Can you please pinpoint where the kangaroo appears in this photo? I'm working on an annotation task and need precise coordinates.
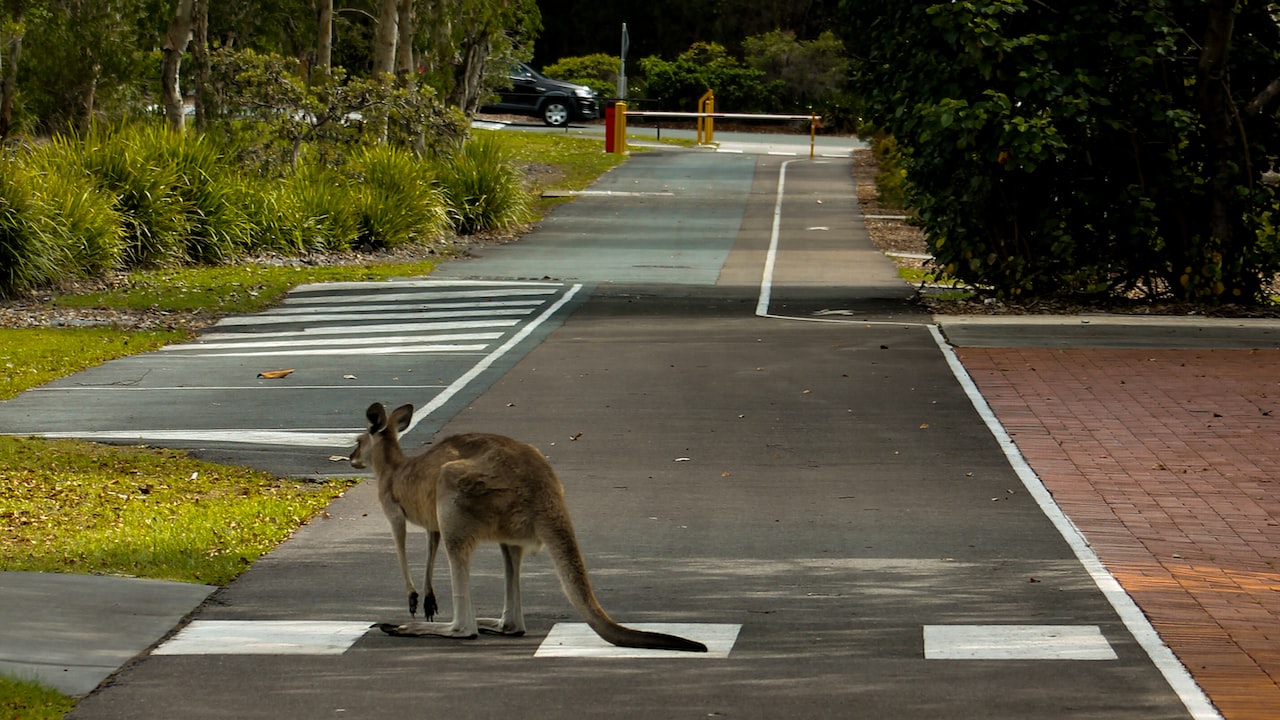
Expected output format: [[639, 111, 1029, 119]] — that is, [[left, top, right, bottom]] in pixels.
[[349, 402, 707, 652]]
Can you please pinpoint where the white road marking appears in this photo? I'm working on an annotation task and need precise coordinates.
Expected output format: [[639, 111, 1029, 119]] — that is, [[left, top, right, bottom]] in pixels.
[[153, 621, 371, 655], [534, 623, 741, 658], [163, 332, 503, 353], [756, 158, 799, 317], [291, 279, 564, 292], [163, 343, 490, 358], [924, 625, 1117, 661], [18, 281, 583, 451], [41, 429, 361, 447], [268, 300, 543, 314], [402, 283, 584, 436], [214, 307, 534, 328], [195, 319, 520, 342]]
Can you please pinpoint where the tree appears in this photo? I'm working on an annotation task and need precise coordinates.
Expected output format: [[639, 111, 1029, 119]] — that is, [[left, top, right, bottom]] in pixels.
[[0, 0, 27, 139], [160, 0, 195, 131], [843, 0, 1280, 303], [371, 0, 396, 77], [314, 0, 332, 77]]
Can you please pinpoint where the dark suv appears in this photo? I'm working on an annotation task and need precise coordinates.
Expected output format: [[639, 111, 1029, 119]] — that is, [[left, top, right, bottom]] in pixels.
[[481, 62, 600, 127]]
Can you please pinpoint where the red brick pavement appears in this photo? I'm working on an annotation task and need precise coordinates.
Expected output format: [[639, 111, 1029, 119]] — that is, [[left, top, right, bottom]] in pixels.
[[957, 347, 1280, 720]]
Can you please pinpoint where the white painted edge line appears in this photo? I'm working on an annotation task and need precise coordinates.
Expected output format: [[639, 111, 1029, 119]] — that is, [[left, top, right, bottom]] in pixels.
[[534, 623, 741, 658], [403, 283, 584, 436], [927, 324, 1222, 719], [754, 158, 931, 328], [755, 158, 797, 317], [924, 625, 1116, 661], [153, 620, 371, 655]]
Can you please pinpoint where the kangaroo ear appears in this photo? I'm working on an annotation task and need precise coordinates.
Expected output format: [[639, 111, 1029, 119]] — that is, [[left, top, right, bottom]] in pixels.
[[390, 404, 414, 433], [365, 403, 388, 434]]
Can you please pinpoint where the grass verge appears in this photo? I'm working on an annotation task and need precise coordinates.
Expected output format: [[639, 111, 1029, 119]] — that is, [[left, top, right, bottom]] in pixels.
[[0, 436, 355, 584], [0, 328, 187, 401], [0, 677, 75, 720]]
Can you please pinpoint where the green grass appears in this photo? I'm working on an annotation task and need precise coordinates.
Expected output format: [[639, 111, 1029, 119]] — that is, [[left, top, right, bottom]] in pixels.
[[0, 436, 355, 584], [0, 328, 187, 401], [0, 676, 75, 720], [53, 260, 440, 315]]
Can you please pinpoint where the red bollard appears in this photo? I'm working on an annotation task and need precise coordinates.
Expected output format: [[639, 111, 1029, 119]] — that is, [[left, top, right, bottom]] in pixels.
[[604, 102, 616, 153]]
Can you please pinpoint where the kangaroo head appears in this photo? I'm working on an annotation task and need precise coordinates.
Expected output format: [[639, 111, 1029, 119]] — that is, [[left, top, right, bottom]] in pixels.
[[350, 402, 414, 469]]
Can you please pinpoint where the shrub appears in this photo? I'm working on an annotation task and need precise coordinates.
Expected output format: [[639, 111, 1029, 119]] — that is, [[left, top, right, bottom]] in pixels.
[[283, 164, 362, 253], [433, 134, 532, 235], [31, 169, 126, 277], [542, 54, 621, 99], [639, 42, 780, 113], [343, 145, 451, 249], [0, 159, 66, 298], [64, 127, 194, 268], [154, 130, 255, 264]]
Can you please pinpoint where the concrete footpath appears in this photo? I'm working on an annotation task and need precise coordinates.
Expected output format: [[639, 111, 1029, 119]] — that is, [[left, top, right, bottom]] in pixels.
[[0, 146, 1276, 719]]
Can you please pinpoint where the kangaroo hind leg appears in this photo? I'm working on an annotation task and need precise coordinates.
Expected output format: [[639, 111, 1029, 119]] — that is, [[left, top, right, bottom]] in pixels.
[[478, 543, 526, 636]]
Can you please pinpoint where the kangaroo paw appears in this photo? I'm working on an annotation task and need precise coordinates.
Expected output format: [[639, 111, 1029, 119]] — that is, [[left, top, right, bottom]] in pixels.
[[408, 591, 419, 617], [422, 592, 439, 621], [477, 618, 526, 636]]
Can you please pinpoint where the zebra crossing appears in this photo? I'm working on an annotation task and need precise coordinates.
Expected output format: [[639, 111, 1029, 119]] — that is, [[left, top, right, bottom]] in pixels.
[[0, 279, 584, 473], [166, 281, 569, 358]]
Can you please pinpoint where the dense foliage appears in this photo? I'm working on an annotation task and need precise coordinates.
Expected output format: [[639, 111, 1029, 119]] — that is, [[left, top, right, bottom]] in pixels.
[[532, 0, 843, 67], [0, 123, 529, 298], [844, 1, 1280, 303]]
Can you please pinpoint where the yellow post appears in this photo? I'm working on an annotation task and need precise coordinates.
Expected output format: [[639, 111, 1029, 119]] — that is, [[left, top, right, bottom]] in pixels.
[[613, 101, 627, 154], [696, 89, 714, 145], [810, 112, 817, 160], [705, 93, 715, 145]]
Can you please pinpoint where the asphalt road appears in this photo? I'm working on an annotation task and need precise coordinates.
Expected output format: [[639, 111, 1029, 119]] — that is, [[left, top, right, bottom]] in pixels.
[[4, 145, 1207, 719]]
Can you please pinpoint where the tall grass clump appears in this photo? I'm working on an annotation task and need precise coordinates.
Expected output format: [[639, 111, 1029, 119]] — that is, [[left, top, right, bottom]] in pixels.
[[29, 168, 126, 279], [434, 134, 532, 235], [153, 128, 256, 264], [0, 159, 66, 298], [283, 164, 362, 253], [342, 145, 449, 249], [64, 127, 194, 268]]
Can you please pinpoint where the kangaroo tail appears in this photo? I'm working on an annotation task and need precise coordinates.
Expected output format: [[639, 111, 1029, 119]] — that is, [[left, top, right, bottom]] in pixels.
[[541, 516, 707, 653]]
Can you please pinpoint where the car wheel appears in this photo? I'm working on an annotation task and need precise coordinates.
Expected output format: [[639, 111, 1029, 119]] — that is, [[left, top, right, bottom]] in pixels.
[[541, 100, 570, 127]]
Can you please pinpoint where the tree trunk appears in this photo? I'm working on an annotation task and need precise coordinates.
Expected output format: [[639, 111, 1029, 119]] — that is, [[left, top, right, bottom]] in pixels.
[[0, 19, 22, 140], [372, 0, 398, 77], [395, 0, 415, 86], [192, 0, 209, 131], [448, 35, 491, 114], [315, 0, 333, 79], [1195, 0, 1239, 296], [161, 0, 196, 132]]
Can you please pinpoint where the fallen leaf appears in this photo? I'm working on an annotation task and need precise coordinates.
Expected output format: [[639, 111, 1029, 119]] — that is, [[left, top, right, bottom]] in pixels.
[[343, 374, 358, 380], [721, 471, 731, 477], [570, 432, 583, 441], [919, 423, 930, 429], [328, 455, 347, 462], [258, 368, 295, 379], [674, 457, 691, 462]]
